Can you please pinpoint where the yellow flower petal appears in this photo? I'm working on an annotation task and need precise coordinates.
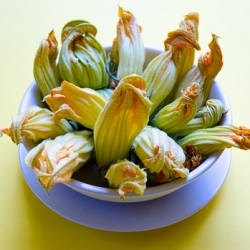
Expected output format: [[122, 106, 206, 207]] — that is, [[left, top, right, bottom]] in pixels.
[[58, 21, 109, 89], [94, 75, 152, 168], [143, 45, 177, 116], [118, 181, 146, 199], [109, 7, 145, 81], [25, 131, 94, 192], [0, 106, 73, 144], [133, 126, 188, 184], [150, 83, 199, 134], [133, 126, 168, 173], [44, 81, 107, 129], [105, 159, 147, 199], [173, 34, 223, 108], [33, 30, 60, 97]]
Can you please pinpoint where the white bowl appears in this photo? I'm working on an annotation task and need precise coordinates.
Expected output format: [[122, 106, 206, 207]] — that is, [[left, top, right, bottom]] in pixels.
[[19, 46, 232, 203]]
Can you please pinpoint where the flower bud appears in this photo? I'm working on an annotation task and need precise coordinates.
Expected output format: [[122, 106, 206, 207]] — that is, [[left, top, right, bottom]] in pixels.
[[0, 106, 73, 145], [58, 20, 109, 89], [43, 80, 107, 130], [108, 6, 145, 81], [25, 131, 94, 192], [163, 14, 200, 104], [177, 125, 250, 156], [133, 126, 167, 173], [177, 99, 225, 137], [94, 74, 152, 168], [33, 30, 60, 97], [150, 83, 199, 135], [143, 44, 177, 116], [165, 22, 200, 85], [132, 126, 188, 184], [105, 159, 147, 199], [173, 34, 223, 108]]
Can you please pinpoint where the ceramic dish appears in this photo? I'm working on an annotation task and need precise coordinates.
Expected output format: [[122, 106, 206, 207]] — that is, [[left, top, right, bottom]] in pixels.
[[18, 143, 231, 231], [18, 47, 232, 203]]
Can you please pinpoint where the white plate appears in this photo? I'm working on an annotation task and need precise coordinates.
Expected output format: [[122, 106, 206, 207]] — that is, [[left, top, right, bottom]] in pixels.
[[18, 142, 231, 232]]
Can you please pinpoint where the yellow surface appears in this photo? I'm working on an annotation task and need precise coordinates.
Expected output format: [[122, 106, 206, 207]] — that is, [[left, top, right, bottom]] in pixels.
[[1, 0, 250, 249]]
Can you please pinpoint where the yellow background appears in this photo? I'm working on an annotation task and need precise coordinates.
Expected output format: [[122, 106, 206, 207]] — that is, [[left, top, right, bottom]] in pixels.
[[1, 0, 250, 249]]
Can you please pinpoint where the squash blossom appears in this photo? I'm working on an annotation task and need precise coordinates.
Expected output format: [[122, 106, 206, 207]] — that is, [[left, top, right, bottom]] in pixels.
[[177, 125, 250, 156], [173, 34, 223, 108], [58, 20, 109, 89], [94, 74, 152, 168], [108, 6, 145, 82], [143, 44, 177, 116], [43, 80, 107, 130], [105, 159, 147, 199], [177, 99, 225, 137], [132, 126, 188, 184], [25, 131, 94, 192], [176, 12, 199, 83], [150, 83, 200, 135], [164, 14, 200, 103], [0, 106, 73, 145], [133, 126, 167, 174], [33, 30, 60, 97]]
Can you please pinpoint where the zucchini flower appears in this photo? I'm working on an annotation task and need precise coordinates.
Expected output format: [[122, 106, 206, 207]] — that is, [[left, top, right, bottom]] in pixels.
[[43, 80, 107, 130], [163, 19, 201, 104], [0, 106, 73, 145], [143, 44, 177, 116], [133, 126, 168, 173], [150, 83, 200, 135], [105, 159, 147, 199], [58, 20, 109, 89], [168, 13, 200, 83], [132, 126, 188, 185], [33, 30, 60, 97], [25, 131, 94, 192], [173, 34, 223, 108], [108, 6, 145, 82], [177, 125, 250, 156], [94, 74, 152, 168], [177, 99, 225, 137]]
